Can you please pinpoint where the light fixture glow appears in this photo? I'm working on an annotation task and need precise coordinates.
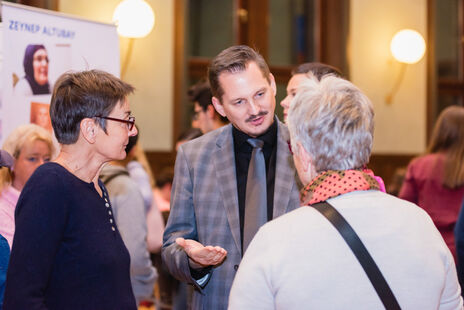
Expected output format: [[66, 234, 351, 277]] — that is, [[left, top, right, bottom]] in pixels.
[[113, 0, 155, 38], [390, 29, 426, 64]]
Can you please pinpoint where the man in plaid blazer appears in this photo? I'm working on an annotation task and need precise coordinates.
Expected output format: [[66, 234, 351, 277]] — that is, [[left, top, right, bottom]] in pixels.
[[162, 45, 300, 309]]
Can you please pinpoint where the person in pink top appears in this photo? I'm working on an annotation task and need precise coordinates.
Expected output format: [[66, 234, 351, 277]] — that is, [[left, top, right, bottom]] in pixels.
[[0, 124, 54, 248], [400, 106, 464, 260]]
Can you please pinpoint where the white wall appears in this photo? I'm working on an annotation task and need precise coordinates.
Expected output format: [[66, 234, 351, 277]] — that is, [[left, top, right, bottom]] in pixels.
[[59, 0, 174, 151], [350, 0, 427, 154]]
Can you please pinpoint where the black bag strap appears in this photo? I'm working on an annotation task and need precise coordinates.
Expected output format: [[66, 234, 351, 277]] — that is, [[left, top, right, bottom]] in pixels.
[[101, 170, 130, 186], [311, 201, 401, 310]]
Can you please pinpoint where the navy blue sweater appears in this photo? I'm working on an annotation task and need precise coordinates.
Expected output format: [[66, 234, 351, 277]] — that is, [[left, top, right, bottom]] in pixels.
[[3, 163, 137, 310]]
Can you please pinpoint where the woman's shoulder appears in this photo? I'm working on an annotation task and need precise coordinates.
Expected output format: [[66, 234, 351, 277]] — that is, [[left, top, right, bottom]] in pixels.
[[410, 153, 444, 166], [32, 162, 65, 177], [406, 153, 445, 176], [28, 162, 78, 189]]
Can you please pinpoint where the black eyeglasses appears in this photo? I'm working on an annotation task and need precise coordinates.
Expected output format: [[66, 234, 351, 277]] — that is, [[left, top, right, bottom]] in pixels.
[[95, 115, 135, 131]]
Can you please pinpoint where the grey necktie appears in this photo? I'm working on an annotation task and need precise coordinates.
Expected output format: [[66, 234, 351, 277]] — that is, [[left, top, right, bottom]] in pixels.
[[243, 138, 267, 253]]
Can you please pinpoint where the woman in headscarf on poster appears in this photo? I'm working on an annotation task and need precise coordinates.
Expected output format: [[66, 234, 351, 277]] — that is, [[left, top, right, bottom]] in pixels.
[[14, 44, 51, 96]]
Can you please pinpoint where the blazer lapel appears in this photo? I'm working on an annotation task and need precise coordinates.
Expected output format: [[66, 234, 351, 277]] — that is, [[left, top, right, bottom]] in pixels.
[[213, 125, 242, 254], [273, 120, 298, 218]]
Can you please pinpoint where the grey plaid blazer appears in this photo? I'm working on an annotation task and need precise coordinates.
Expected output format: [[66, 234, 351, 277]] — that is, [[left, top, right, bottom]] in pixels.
[[162, 120, 300, 310]]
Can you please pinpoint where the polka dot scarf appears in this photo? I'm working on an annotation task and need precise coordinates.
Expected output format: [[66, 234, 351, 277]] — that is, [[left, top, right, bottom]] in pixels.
[[301, 169, 381, 205]]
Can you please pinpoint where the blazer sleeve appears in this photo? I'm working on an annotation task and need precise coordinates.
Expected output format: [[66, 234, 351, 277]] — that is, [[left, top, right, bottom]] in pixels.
[[161, 146, 211, 289], [3, 172, 67, 310]]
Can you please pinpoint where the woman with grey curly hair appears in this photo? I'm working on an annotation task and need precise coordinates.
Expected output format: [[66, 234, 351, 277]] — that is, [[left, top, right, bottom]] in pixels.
[[229, 74, 462, 309]]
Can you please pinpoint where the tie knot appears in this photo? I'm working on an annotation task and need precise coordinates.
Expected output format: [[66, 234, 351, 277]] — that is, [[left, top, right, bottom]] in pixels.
[[247, 138, 264, 149]]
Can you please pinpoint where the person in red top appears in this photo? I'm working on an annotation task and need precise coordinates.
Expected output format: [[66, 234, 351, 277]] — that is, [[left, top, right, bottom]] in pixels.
[[400, 105, 464, 259]]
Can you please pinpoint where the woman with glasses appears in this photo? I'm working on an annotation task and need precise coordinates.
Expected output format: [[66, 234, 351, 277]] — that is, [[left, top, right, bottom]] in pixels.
[[15, 44, 52, 96], [4, 70, 139, 309]]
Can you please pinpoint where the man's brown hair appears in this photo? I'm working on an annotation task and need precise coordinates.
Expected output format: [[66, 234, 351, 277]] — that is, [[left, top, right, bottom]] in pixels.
[[208, 45, 270, 102], [292, 62, 342, 80]]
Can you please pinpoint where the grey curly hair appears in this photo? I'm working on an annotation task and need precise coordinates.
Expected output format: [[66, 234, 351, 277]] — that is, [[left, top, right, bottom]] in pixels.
[[287, 74, 374, 172]]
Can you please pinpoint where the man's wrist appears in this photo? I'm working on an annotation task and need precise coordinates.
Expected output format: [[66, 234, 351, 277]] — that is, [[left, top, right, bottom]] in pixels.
[[188, 258, 212, 280], [188, 257, 208, 269]]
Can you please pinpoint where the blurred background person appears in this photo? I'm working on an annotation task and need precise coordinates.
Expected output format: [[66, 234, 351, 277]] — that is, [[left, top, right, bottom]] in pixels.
[[0, 124, 53, 249], [280, 62, 342, 122], [0, 150, 16, 309], [151, 167, 174, 217], [14, 44, 51, 96], [149, 167, 179, 310], [119, 127, 165, 308], [188, 79, 228, 134], [125, 126, 155, 213], [400, 105, 464, 260], [0, 126, 53, 308], [229, 75, 462, 309], [152, 128, 203, 310], [100, 144, 158, 306], [122, 128, 165, 252], [3, 70, 138, 309], [387, 167, 407, 196]]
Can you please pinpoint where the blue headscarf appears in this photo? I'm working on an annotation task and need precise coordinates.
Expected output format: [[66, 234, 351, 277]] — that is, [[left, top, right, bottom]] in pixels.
[[23, 44, 50, 95]]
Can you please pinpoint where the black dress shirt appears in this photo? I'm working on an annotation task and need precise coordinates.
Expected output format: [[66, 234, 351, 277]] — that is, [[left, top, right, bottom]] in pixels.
[[233, 119, 277, 251]]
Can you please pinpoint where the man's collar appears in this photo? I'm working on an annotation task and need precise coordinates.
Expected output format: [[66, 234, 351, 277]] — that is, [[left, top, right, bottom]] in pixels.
[[232, 116, 277, 148]]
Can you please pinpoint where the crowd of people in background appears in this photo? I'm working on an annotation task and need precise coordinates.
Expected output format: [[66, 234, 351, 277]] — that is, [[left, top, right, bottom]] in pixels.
[[0, 44, 464, 310]]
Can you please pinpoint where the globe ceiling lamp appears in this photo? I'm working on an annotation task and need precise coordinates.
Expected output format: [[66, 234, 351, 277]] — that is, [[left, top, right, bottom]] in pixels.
[[386, 29, 426, 104], [113, 0, 155, 77]]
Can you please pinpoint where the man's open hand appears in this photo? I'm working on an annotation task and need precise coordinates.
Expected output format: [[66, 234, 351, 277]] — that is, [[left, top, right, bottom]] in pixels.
[[176, 238, 227, 268]]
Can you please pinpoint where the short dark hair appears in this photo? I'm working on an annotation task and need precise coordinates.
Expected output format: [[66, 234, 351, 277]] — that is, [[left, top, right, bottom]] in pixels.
[[188, 79, 213, 112], [155, 166, 174, 188], [50, 70, 135, 144], [176, 128, 202, 143], [292, 62, 342, 80], [188, 79, 228, 123], [208, 45, 270, 101]]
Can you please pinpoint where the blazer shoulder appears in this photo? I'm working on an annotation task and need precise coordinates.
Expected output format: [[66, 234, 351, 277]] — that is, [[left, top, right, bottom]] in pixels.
[[180, 124, 232, 153], [276, 119, 290, 141]]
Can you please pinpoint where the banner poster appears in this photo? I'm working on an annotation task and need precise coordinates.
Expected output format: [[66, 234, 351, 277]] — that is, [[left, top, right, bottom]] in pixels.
[[0, 2, 120, 144]]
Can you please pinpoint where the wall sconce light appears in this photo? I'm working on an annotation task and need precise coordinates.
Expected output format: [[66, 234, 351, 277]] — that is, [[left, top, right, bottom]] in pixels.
[[113, 0, 155, 77], [386, 29, 426, 104]]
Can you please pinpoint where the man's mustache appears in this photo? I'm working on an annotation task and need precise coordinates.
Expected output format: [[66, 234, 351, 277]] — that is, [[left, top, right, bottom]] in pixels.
[[246, 111, 268, 123]]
